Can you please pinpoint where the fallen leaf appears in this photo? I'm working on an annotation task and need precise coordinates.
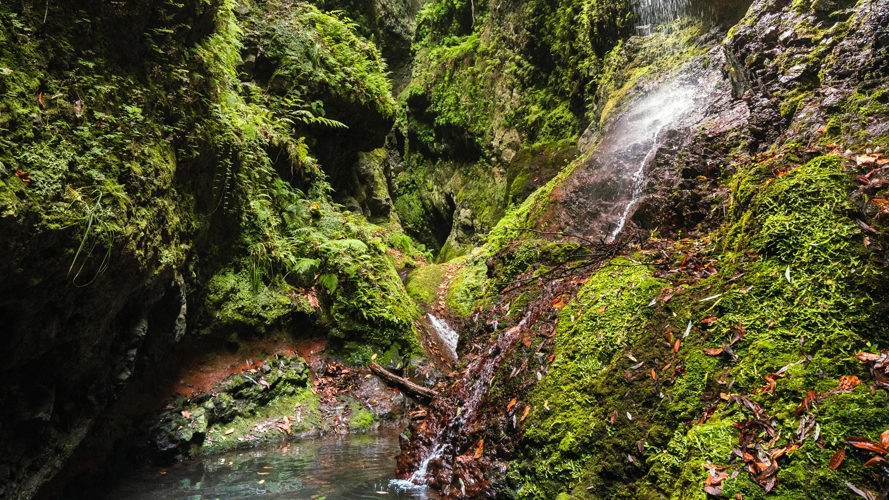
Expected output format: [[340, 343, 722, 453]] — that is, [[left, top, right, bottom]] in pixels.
[[597, 305, 607, 314], [863, 456, 886, 467], [474, 438, 484, 459], [507, 398, 517, 412], [673, 339, 681, 353], [845, 481, 876, 500], [650, 368, 658, 381], [838, 375, 861, 392], [224, 428, 235, 435], [855, 352, 882, 362], [14, 169, 32, 184], [829, 447, 845, 470], [856, 155, 878, 166], [703, 347, 725, 356], [552, 297, 566, 309], [701, 316, 718, 325], [881, 429, 889, 449], [520, 405, 531, 422], [846, 437, 888, 455]]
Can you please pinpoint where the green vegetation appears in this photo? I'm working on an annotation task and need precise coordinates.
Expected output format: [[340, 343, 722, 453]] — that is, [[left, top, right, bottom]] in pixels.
[[507, 154, 889, 498]]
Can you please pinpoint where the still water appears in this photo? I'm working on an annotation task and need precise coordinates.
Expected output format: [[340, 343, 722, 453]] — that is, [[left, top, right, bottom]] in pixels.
[[104, 431, 438, 499]]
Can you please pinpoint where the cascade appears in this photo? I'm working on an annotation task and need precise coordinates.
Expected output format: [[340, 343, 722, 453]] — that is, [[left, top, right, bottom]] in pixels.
[[633, 0, 692, 27]]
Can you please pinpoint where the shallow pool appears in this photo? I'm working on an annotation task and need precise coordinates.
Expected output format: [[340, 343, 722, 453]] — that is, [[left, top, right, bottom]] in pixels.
[[103, 431, 437, 499]]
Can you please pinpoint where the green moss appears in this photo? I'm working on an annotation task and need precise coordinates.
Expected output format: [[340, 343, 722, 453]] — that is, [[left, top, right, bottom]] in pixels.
[[507, 153, 888, 498], [203, 387, 321, 454], [349, 404, 376, 431], [444, 254, 488, 317], [406, 264, 447, 306], [510, 258, 667, 498]]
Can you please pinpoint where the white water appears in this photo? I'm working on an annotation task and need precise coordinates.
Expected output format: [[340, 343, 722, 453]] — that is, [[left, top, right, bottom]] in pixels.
[[427, 314, 459, 361], [605, 80, 696, 241], [395, 313, 531, 489], [634, 0, 691, 27]]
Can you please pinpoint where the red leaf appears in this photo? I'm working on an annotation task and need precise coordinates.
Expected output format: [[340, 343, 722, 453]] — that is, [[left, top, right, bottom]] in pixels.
[[847, 437, 888, 455], [838, 375, 861, 392], [863, 456, 886, 467], [829, 447, 845, 470], [881, 429, 889, 449], [14, 169, 32, 184], [701, 316, 718, 325]]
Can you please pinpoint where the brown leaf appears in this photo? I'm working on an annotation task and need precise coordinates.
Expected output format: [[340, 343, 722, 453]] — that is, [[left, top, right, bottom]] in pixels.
[[845, 482, 877, 500], [14, 169, 32, 184], [650, 368, 658, 381], [881, 429, 889, 449], [520, 405, 531, 422], [847, 437, 888, 455], [474, 438, 484, 459], [838, 375, 861, 392], [673, 339, 681, 353], [855, 352, 882, 362], [701, 316, 718, 325], [863, 456, 886, 467], [507, 398, 517, 412], [551, 297, 566, 309], [703, 347, 725, 356], [829, 447, 845, 470]]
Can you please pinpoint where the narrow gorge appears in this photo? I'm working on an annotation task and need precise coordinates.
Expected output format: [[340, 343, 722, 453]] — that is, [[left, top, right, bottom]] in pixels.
[[1, 0, 887, 498]]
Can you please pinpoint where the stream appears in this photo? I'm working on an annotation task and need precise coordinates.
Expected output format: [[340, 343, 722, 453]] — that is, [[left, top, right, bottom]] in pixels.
[[103, 431, 439, 500]]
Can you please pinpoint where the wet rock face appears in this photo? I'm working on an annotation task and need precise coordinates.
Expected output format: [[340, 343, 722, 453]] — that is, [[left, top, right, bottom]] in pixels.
[[727, 0, 888, 148], [543, 46, 749, 241], [150, 356, 311, 462]]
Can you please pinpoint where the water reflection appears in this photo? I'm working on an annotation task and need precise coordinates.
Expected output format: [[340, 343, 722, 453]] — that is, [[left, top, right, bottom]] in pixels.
[[104, 431, 438, 499]]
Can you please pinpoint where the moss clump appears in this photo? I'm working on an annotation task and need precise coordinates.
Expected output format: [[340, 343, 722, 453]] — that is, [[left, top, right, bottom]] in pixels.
[[509, 258, 667, 498], [406, 263, 447, 306]]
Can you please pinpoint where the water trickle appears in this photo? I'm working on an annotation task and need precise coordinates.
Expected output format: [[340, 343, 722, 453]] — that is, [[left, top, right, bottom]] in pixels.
[[605, 80, 696, 241], [397, 313, 531, 490], [427, 314, 459, 361], [633, 0, 692, 28]]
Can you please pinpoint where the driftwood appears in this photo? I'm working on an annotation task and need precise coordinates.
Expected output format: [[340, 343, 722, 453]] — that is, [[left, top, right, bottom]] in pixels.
[[369, 362, 439, 402]]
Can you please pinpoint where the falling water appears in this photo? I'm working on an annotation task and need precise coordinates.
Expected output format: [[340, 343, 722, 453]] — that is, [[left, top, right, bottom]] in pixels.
[[392, 313, 531, 491], [427, 314, 459, 361], [605, 79, 696, 241], [633, 0, 692, 27]]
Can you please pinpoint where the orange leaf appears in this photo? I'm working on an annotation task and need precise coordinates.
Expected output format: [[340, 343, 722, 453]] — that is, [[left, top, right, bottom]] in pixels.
[[829, 447, 845, 470], [863, 456, 886, 467], [597, 305, 607, 314], [703, 348, 724, 356], [650, 368, 658, 381], [520, 405, 531, 422], [881, 429, 889, 449], [847, 437, 888, 455], [507, 398, 517, 412], [474, 438, 484, 459], [546, 352, 556, 364], [701, 316, 718, 324], [838, 375, 861, 392], [673, 339, 681, 353], [551, 297, 566, 309]]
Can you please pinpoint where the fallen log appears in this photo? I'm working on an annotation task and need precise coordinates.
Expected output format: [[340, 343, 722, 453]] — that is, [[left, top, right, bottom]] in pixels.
[[368, 362, 439, 402]]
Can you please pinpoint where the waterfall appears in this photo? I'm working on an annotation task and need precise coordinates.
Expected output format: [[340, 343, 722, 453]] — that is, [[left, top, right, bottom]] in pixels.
[[427, 314, 459, 361], [633, 0, 692, 27]]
